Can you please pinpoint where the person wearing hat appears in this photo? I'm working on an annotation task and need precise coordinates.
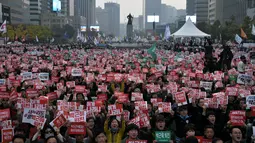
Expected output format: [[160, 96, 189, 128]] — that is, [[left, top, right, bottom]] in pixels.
[[121, 124, 140, 143]]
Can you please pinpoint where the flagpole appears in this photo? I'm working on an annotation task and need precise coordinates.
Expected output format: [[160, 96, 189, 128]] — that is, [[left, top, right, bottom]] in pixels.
[[5, 32, 7, 45]]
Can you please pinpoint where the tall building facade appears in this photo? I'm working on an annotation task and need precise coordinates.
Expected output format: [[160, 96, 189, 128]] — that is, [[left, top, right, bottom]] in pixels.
[[195, 0, 208, 23], [0, 0, 30, 24], [96, 7, 109, 34], [78, 0, 95, 29], [160, 4, 177, 24], [29, 0, 41, 25], [105, 2, 120, 36], [143, 0, 162, 31], [209, 0, 247, 25], [186, 0, 195, 15]]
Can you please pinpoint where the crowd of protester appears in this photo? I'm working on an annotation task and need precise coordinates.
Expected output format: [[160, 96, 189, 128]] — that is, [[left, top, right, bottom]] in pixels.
[[0, 43, 255, 143]]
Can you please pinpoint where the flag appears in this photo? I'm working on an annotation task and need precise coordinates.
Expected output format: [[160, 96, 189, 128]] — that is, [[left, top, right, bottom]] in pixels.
[[252, 25, 255, 36], [50, 37, 55, 43], [0, 20, 7, 33], [94, 37, 99, 45], [241, 28, 247, 39], [36, 35, 39, 42], [64, 32, 69, 39], [235, 34, 242, 44], [164, 25, 171, 40], [147, 43, 157, 60]]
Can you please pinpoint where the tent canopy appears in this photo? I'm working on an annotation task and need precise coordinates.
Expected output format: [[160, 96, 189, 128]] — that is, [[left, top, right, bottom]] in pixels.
[[171, 18, 211, 38]]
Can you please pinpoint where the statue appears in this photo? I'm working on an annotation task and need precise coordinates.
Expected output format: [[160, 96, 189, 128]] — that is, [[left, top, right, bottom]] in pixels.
[[127, 13, 133, 25]]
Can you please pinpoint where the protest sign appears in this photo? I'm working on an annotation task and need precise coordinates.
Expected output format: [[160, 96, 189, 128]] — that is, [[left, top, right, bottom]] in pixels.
[[200, 81, 213, 91], [0, 79, 5, 85], [0, 120, 12, 129], [49, 114, 67, 128], [98, 85, 108, 92], [66, 81, 75, 88], [126, 140, 147, 143], [174, 92, 187, 106], [38, 73, 49, 81], [108, 104, 123, 116], [0, 108, 10, 121], [71, 68, 82, 76], [196, 136, 212, 143], [135, 101, 148, 111], [229, 110, 246, 126], [131, 92, 143, 101], [155, 131, 171, 142], [158, 102, 172, 113], [22, 72, 32, 81], [128, 116, 140, 128], [68, 111, 86, 122], [225, 87, 238, 96], [246, 95, 255, 109], [75, 85, 86, 93], [1, 128, 13, 143], [97, 94, 107, 101], [47, 92, 58, 100], [31, 115, 46, 129], [22, 108, 46, 124], [68, 122, 86, 135], [117, 94, 129, 103], [237, 74, 253, 85], [26, 89, 39, 98]]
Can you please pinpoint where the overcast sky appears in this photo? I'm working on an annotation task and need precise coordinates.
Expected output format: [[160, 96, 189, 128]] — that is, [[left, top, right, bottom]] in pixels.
[[96, 0, 186, 23]]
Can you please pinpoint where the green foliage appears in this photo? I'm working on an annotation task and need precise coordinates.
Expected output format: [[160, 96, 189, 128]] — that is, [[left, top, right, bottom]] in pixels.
[[196, 16, 255, 42], [3, 24, 52, 41]]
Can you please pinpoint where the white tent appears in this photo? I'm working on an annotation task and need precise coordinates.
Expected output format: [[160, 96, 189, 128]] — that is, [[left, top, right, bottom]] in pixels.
[[171, 18, 211, 38]]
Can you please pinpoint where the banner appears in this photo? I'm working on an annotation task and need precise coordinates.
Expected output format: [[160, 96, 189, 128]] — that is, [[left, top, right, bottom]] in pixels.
[[22, 72, 32, 81], [0, 79, 5, 85], [1, 128, 13, 143], [246, 95, 255, 109], [22, 108, 46, 124], [68, 122, 86, 135], [200, 81, 213, 91], [49, 114, 67, 128], [237, 74, 253, 85], [38, 73, 49, 81], [0, 108, 10, 121], [71, 68, 82, 77], [155, 131, 171, 142]]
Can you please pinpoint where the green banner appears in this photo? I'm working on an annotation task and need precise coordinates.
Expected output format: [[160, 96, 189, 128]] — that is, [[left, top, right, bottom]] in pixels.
[[155, 131, 171, 142]]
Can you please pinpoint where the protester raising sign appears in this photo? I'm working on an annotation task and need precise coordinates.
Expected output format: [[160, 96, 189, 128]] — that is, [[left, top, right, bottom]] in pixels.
[[174, 92, 187, 106], [108, 104, 123, 116]]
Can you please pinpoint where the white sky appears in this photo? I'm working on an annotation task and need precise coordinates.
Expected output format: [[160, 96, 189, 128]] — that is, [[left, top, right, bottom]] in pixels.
[[96, 0, 186, 23]]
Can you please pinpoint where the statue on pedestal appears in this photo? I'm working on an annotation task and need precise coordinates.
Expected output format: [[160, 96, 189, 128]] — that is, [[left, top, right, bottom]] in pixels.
[[127, 13, 133, 25]]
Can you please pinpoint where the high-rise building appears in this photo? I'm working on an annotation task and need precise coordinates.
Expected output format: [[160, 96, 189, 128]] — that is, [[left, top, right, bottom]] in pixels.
[[186, 0, 195, 15], [177, 9, 186, 17], [29, 0, 42, 25], [96, 7, 110, 34], [138, 15, 144, 30], [105, 2, 120, 36], [161, 4, 177, 24], [78, 0, 96, 29], [0, 0, 30, 24], [195, 0, 208, 23], [143, 0, 162, 31], [209, 0, 247, 25]]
